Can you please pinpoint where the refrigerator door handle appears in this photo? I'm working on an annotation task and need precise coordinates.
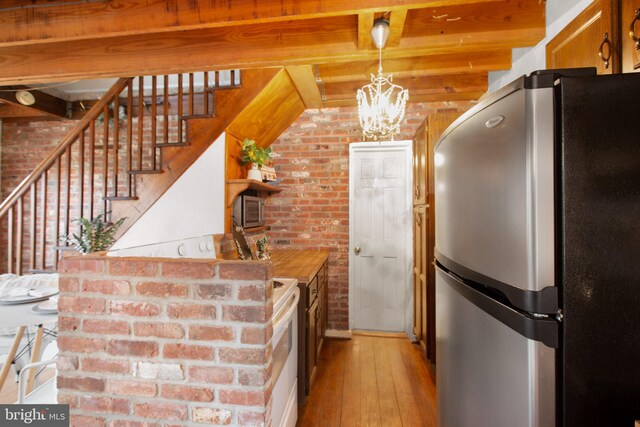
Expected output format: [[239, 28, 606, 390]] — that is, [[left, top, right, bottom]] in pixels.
[[436, 250, 559, 314], [437, 265, 559, 348]]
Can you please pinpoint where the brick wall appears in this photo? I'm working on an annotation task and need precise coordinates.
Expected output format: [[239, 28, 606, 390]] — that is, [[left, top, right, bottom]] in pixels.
[[1, 120, 78, 201], [57, 254, 274, 427], [265, 102, 475, 330], [0, 116, 180, 273]]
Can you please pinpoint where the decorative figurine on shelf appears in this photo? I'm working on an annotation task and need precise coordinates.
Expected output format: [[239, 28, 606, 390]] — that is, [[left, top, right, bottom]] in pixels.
[[240, 138, 272, 181], [232, 218, 254, 260], [255, 235, 271, 260]]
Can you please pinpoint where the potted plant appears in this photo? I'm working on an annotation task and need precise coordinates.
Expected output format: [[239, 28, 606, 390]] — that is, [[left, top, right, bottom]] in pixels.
[[62, 211, 126, 254], [240, 138, 272, 181], [255, 235, 270, 260]]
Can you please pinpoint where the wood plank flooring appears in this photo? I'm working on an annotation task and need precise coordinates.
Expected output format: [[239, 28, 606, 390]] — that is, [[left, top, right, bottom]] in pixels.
[[0, 367, 55, 404], [297, 333, 437, 427]]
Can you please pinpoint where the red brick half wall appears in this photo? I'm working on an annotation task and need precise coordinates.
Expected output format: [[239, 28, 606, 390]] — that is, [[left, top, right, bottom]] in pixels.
[[57, 255, 274, 427]]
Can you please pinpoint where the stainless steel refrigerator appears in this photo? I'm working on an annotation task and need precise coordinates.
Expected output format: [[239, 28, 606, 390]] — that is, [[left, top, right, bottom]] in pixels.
[[434, 68, 640, 427]]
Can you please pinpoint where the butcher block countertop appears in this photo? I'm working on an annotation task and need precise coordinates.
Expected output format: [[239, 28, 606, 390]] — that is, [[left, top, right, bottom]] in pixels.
[[270, 249, 329, 284]]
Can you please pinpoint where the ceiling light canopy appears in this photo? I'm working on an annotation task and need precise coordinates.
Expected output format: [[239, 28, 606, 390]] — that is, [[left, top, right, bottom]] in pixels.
[[15, 90, 36, 106], [371, 17, 390, 49], [357, 17, 409, 141]]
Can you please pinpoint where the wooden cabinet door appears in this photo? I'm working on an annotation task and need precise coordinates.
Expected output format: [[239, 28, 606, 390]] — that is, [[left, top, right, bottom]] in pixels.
[[425, 112, 462, 362], [413, 122, 427, 205], [306, 299, 318, 390], [412, 206, 425, 340], [546, 0, 620, 74], [321, 262, 328, 339], [317, 281, 325, 357], [623, 0, 640, 72], [420, 208, 429, 353]]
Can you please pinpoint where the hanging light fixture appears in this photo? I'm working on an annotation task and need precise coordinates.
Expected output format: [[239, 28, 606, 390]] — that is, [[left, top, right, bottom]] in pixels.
[[357, 17, 409, 141]]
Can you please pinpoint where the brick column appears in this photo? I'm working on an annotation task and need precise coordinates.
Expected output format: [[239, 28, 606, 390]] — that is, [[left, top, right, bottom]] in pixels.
[[57, 255, 274, 427]]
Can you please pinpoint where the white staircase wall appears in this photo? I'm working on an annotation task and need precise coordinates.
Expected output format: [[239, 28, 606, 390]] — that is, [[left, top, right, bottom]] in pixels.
[[110, 132, 225, 250]]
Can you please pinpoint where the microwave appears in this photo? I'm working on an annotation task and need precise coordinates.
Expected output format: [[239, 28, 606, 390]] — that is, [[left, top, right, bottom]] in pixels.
[[233, 195, 265, 228]]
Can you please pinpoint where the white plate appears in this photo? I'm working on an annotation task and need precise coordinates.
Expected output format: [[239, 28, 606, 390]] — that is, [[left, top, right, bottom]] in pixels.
[[29, 288, 58, 298], [32, 299, 58, 314], [38, 298, 58, 311], [0, 289, 58, 305]]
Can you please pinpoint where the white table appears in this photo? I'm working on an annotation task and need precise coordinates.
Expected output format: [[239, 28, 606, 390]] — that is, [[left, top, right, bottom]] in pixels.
[[0, 301, 57, 394]]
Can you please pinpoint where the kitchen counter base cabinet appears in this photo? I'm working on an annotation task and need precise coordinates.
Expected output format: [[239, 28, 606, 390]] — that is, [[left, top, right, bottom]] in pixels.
[[307, 297, 319, 390], [270, 250, 329, 404]]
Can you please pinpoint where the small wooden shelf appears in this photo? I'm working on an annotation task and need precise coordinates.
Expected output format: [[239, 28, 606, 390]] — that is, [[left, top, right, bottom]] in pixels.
[[226, 179, 282, 207], [243, 225, 270, 233]]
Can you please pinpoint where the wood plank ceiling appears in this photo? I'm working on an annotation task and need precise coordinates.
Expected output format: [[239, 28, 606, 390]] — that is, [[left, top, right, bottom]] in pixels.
[[0, 0, 546, 118]]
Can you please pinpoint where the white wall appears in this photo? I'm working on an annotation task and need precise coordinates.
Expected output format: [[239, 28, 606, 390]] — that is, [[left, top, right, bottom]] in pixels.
[[111, 132, 226, 250], [488, 0, 594, 92]]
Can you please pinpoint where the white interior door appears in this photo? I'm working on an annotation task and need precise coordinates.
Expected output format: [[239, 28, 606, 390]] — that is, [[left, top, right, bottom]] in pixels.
[[349, 141, 412, 332]]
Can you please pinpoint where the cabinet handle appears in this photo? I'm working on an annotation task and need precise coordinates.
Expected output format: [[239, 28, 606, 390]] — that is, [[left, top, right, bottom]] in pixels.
[[599, 32, 612, 69], [630, 9, 640, 51]]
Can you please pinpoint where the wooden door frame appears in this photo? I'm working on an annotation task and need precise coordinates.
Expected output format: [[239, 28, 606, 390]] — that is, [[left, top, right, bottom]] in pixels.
[[348, 140, 413, 335]]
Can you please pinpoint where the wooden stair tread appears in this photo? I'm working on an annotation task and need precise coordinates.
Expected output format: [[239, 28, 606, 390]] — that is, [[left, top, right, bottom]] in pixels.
[[105, 196, 139, 201], [154, 142, 189, 148], [128, 169, 164, 175], [181, 114, 215, 120]]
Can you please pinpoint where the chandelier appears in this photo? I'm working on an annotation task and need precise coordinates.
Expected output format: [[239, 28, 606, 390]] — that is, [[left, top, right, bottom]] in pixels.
[[357, 17, 409, 141]]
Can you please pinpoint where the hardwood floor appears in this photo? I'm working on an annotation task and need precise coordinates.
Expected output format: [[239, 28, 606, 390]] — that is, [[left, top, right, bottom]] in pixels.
[[0, 367, 55, 404], [297, 333, 437, 427]]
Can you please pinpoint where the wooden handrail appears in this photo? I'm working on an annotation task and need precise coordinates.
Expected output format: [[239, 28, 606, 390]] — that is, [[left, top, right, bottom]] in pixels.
[[0, 78, 132, 218], [0, 70, 240, 273]]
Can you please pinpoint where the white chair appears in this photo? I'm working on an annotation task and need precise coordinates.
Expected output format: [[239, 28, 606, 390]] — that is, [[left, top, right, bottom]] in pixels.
[[17, 358, 58, 404], [0, 273, 58, 392]]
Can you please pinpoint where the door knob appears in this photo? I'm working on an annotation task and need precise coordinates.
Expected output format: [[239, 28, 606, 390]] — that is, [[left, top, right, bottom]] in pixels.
[[354, 246, 361, 255]]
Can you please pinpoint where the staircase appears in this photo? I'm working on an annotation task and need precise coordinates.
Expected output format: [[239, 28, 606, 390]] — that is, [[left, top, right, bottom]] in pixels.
[[0, 71, 240, 274]]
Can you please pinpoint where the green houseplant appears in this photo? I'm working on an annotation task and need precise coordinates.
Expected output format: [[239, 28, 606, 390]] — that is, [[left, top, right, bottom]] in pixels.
[[240, 138, 272, 180], [63, 211, 126, 254], [255, 235, 270, 260], [240, 138, 272, 167]]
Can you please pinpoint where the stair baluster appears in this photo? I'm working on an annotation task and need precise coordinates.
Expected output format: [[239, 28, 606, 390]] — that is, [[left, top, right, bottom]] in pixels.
[[0, 71, 240, 273]]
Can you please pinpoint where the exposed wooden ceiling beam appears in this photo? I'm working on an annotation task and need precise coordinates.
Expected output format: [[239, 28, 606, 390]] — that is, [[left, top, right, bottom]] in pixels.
[[387, 9, 409, 47], [318, 49, 512, 82], [322, 90, 485, 107], [0, 86, 68, 118], [358, 12, 375, 50], [0, 9, 544, 86], [0, 101, 45, 118], [285, 65, 324, 109], [401, 0, 543, 43], [0, 0, 501, 47], [322, 72, 488, 100], [324, 90, 485, 106]]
